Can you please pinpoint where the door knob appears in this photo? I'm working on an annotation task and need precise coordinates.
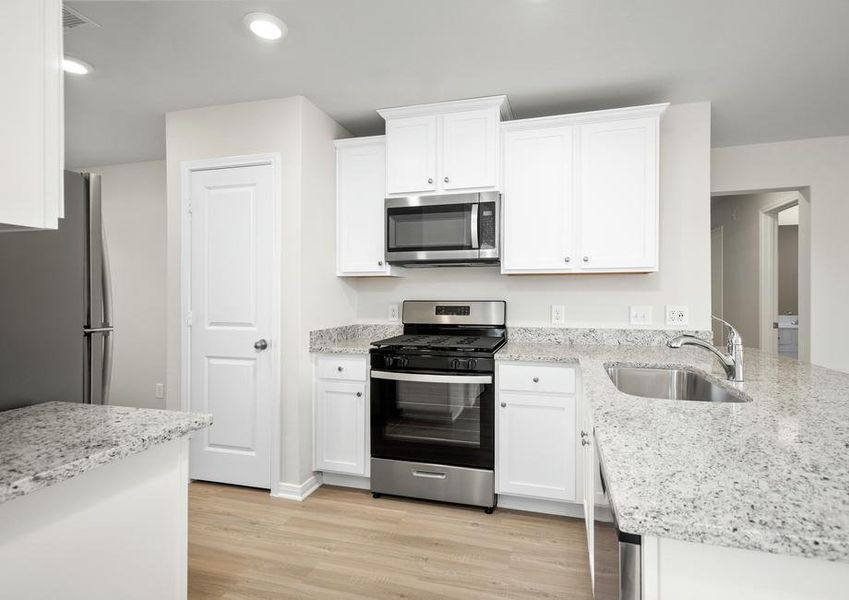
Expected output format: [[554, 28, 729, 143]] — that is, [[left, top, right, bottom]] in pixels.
[[254, 339, 269, 351]]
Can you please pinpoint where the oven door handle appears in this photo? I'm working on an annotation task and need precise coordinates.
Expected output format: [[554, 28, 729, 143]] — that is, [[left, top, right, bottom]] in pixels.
[[370, 370, 493, 384], [470, 202, 479, 249]]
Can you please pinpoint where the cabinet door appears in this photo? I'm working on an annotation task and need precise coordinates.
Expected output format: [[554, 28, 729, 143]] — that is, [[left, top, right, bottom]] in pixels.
[[440, 109, 498, 191], [582, 412, 595, 577], [385, 115, 437, 195], [315, 380, 366, 475], [336, 140, 389, 275], [497, 391, 576, 501], [578, 117, 658, 271], [0, 0, 63, 230], [501, 126, 575, 273]]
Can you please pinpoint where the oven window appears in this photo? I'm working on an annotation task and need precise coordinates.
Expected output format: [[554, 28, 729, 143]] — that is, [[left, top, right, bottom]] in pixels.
[[386, 380, 482, 447], [387, 204, 473, 252]]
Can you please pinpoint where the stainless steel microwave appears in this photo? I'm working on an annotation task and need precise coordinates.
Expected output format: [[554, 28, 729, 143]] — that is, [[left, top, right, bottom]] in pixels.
[[385, 192, 500, 266]]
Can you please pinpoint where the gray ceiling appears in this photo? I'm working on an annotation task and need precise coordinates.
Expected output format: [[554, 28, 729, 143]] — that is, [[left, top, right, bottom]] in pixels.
[[65, 0, 849, 168]]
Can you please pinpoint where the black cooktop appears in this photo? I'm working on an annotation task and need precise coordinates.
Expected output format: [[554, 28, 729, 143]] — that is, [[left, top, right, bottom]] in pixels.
[[371, 334, 505, 353]]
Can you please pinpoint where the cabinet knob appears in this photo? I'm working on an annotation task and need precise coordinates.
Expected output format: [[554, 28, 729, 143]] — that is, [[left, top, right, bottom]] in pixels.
[[564, 257, 570, 263], [581, 438, 590, 447], [500, 402, 507, 408], [337, 366, 343, 372], [443, 176, 449, 183], [583, 256, 589, 263], [532, 377, 539, 383], [378, 260, 383, 266], [356, 392, 362, 397], [427, 177, 433, 184]]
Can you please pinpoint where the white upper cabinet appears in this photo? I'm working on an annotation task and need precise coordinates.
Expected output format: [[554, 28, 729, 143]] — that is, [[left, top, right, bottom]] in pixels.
[[385, 116, 437, 195], [440, 109, 499, 191], [0, 0, 64, 231], [379, 96, 511, 196], [501, 104, 667, 274], [501, 124, 575, 273], [335, 136, 401, 277], [579, 117, 658, 271]]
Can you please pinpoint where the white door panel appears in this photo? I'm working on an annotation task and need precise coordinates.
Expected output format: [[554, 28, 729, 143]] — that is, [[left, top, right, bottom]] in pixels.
[[189, 164, 273, 489], [386, 115, 437, 194], [578, 118, 658, 270], [497, 391, 576, 501], [315, 380, 366, 475], [502, 126, 574, 272], [441, 109, 498, 191], [337, 139, 388, 274]]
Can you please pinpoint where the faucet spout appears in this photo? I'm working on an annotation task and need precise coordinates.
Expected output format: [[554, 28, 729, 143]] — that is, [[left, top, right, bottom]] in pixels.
[[667, 317, 744, 382]]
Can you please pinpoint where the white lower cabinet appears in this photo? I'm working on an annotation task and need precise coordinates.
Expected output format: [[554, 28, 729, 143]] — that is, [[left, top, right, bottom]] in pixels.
[[496, 362, 577, 502], [313, 355, 368, 476]]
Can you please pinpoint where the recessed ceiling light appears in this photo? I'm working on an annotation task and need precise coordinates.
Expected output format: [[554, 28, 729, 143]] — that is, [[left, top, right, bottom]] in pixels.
[[63, 57, 93, 75], [243, 13, 287, 41]]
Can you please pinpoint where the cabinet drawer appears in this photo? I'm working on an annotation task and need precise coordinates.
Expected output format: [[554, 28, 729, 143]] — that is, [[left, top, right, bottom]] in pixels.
[[498, 363, 575, 395], [317, 356, 367, 381]]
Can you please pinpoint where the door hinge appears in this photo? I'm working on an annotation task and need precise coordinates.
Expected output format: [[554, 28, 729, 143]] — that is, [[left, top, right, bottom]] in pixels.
[[187, 199, 192, 216], [186, 311, 193, 327]]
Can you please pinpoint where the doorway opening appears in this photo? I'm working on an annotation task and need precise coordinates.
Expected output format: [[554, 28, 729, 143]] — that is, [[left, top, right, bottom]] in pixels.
[[710, 189, 809, 361]]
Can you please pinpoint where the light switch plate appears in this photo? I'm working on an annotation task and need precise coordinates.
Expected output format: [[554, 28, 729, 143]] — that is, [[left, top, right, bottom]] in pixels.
[[630, 305, 653, 326], [388, 303, 400, 322], [665, 305, 690, 327], [551, 304, 566, 326]]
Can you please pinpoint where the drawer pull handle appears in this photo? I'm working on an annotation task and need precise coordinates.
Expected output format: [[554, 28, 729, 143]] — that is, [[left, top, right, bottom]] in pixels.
[[356, 392, 362, 397], [412, 470, 447, 480], [337, 366, 344, 372], [532, 377, 539, 383], [500, 402, 507, 408]]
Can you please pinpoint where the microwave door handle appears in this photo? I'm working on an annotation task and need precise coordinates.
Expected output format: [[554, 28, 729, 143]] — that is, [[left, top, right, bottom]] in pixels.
[[470, 203, 479, 249]]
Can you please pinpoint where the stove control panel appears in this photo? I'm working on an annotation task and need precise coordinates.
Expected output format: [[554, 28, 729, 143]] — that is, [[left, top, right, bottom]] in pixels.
[[383, 355, 409, 368]]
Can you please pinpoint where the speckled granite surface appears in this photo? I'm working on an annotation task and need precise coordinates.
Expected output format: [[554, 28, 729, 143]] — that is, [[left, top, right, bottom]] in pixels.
[[498, 341, 849, 563], [0, 402, 212, 505], [309, 323, 402, 354]]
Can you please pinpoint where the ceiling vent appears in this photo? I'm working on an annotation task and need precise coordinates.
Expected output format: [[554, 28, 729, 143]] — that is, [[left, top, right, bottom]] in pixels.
[[63, 5, 99, 31]]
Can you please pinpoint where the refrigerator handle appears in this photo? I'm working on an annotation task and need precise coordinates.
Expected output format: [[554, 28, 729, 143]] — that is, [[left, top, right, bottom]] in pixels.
[[101, 219, 114, 405]]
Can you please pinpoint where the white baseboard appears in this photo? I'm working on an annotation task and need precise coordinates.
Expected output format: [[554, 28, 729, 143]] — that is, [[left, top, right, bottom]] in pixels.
[[272, 474, 322, 502], [497, 494, 585, 517], [320, 472, 371, 490]]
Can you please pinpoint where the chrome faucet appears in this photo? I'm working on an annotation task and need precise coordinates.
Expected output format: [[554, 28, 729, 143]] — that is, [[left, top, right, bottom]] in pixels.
[[667, 317, 744, 382]]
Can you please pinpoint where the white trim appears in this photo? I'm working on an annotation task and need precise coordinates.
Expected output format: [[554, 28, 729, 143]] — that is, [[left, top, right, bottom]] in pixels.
[[711, 226, 724, 319], [273, 474, 322, 502], [500, 102, 669, 132], [333, 134, 385, 149], [179, 153, 283, 496], [496, 495, 584, 517], [377, 94, 513, 121], [320, 472, 371, 490], [758, 192, 802, 354]]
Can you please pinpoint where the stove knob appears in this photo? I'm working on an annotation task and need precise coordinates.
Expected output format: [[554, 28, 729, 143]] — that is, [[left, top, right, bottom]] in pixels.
[[384, 356, 394, 367], [401, 357, 409, 368], [451, 359, 459, 369], [468, 359, 477, 370]]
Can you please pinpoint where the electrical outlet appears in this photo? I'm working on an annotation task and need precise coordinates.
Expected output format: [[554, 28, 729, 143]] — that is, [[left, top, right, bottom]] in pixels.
[[551, 304, 565, 326], [155, 383, 165, 400], [630, 305, 653, 326], [388, 303, 400, 322], [665, 305, 690, 327]]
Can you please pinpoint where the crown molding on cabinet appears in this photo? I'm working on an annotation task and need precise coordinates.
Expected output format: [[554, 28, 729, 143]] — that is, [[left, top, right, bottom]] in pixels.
[[377, 95, 513, 122], [500, 102, 669, 132]]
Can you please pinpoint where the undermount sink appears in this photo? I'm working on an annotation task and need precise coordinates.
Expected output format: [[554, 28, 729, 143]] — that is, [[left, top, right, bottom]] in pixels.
[[606, 366, 750, 403]]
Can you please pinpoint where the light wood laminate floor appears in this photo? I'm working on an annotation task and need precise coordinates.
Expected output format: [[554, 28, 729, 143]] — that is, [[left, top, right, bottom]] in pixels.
[[188, 481, 593, 599]]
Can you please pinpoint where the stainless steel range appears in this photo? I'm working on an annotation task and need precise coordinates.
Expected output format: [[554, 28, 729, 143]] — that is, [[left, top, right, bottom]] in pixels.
[[369, 300, 506, 513]]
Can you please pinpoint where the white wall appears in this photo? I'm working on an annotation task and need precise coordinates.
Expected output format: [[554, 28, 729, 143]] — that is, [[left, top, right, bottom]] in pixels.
[[712, 135, 849, 373], [88, 161, 167, 409], [352, 102, 713, 332], [165, 97, 357, 489]]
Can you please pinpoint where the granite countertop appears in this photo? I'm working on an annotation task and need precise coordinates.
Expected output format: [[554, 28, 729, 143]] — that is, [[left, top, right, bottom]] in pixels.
[[0, 402, 212, 505], [497, 341, 849, 563]]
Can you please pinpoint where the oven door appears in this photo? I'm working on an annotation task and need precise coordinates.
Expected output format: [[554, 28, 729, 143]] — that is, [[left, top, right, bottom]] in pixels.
[[370, 369, 494, 469], [385, 195, 480, 262]]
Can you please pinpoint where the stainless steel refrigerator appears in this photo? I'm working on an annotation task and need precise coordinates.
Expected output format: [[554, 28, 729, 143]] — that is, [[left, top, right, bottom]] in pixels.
[[0, 171, 113, 410]]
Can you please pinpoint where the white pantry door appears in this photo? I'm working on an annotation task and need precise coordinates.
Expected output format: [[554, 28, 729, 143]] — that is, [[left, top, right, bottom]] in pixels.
[[189, 164, 273, 489]]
